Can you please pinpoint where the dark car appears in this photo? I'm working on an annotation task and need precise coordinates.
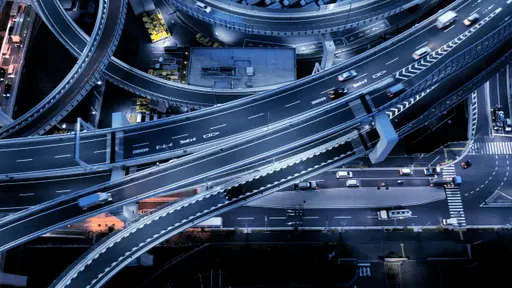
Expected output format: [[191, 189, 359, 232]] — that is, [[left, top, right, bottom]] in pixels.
[[3, 83, 11, 97], [0, 68, 5, 81], [461, 160, 472, 169], [328, 87, 348, 100]]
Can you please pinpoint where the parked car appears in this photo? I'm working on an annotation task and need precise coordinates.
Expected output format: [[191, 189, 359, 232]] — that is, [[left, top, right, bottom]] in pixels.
[[337, 70, 357, 82]]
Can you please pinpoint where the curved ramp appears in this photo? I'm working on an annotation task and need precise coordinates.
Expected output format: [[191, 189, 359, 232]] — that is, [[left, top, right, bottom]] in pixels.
[[0, 0, 127, 138]]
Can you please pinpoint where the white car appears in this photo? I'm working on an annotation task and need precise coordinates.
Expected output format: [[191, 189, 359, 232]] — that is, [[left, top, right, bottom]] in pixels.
[[336, 171, 353, 179], [337, 70, 357, 82], [412, 46, 432, 60]]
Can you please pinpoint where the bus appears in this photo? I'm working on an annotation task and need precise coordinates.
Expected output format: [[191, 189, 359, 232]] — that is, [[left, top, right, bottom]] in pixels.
[[195, 217, 223, 228]]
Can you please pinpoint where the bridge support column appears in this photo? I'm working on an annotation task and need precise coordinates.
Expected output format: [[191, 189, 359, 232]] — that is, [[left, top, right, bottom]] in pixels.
[[0, 110, 13, 126], [88, 78, 106, 128], [368, 113, 398, 164], [312, 34, 335, 74], [110, 112, 137, 223], [0, 252, 27, 287]]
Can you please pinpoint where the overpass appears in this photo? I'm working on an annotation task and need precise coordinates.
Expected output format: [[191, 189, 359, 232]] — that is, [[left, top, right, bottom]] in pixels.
[[33, 0, 430, 107], [0, 0, 484, 179], [0, 0, 511, 251], [0, 0, 127, 138], [172, 0, 429, 35]]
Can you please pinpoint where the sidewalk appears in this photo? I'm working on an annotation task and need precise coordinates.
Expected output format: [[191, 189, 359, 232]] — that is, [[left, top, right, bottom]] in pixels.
[[245, 187, 445, 209]]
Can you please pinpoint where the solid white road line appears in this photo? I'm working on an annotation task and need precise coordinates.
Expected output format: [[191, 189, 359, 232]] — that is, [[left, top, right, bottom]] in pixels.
[[334, 216, 352, 219], [386, 57, 399, 65], [54, 154, 71, 158], [237, 217, 254, 220], [416, 41, 429, 49], [56, 189, 72, 193], [94, 150, 106, 153], [16, 159, 32, 162], [303, 216, 319, 219], [132, 142, 149, 147], [320, 87, 335, 94], [285, 101, 300, 107], [171, 134, 188, 139], [248, 113, 264, 120], [19, 193, 34, 196], [354, 73, 367, 80], [210, 124, 226, 130], [444, 25, 455, 32], [269, 217, 286, 220]]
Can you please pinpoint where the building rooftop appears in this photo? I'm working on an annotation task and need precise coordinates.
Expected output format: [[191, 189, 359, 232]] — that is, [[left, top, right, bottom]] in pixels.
[[187, 47, 296, 89]]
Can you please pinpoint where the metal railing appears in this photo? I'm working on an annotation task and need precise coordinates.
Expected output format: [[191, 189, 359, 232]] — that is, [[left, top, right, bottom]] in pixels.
[[398, 48, 512, 137], [382, 18, 512, 111], [171, 0, 430, 35], [0, 0, 119, 138]]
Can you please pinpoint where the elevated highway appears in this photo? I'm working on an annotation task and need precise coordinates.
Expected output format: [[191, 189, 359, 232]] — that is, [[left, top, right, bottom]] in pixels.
[[51, 40, 512, 287], [0, 0, 127, 138], [172, 0, 429, 35], [1, 0, 511, 249], [0, 0, 491, 178], [34, 0, 429, 106]]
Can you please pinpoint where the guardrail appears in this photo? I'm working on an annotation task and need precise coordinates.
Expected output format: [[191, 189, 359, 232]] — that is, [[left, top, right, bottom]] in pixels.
[[398, 47, 512, 138], [35, 0, 128, 136], [383, 17, 512, 111], [0, 0, 115, 138], [171, 0, 430, 36], [51, 129, 365, 287]]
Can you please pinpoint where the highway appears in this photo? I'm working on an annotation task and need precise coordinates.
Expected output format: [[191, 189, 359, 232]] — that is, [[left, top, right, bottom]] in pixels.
[[0, 0, 501, 176], [0, 0, 127, 138], [34, 0, 429, 106], [173, 0, 424, 33], [51, 127, 362, 288]]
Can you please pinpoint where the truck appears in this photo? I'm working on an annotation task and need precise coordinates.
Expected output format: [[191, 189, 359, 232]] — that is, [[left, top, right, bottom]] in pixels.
[[195, 217, 223, 228], [442, 218, 458, 225], [377, 210, 389, 220], [452, 176, 463, 186], [436, 11, 457, 29], [77, 192, 113, 209]]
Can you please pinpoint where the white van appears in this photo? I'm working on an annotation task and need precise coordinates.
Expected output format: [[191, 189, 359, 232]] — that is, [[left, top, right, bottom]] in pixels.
[[336, 171, 353, 179], [388, 209, 412, 219], [346, 179, 360, 187], [399, 168, 412, 176], [195, 1, 212, 13], [436, 11, 457, 29]]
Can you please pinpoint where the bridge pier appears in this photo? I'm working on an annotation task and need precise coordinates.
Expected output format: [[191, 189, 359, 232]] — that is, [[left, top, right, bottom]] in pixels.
[[0, 252, 27, 287], [0, 110, 13, 127], [312, 34, 335, 74], [88, 78, 106, 128], [368, 113, 398, 164]]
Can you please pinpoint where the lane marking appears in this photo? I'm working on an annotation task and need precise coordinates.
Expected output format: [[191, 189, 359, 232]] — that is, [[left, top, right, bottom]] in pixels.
[[320, 87, 335, 94], [16, 159, 32, 162], [54, 154, 71, 158], [132, 142, 149, 147], [334, 216, 352, 219], [415, 41, 428, 49], [285, 101, 300, 107], [269, 217, 286, 220], [469, 8, 480, 15], [354, 73, 367, 80], [303, 216, 319, 219], [171, 134, 188, 139], [19, 193, 34, 196], [94, 150, 106, 153], [56, 189, 72, 193], [444, 25, 455, 32], [385, 57, 398, 65], [248, 113, 264, 120], [237, 217, 254, 220], [210, 124, 226, 130]]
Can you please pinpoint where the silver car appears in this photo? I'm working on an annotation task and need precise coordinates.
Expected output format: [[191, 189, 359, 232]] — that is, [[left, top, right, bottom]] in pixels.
[[337, 70, 357, 82]]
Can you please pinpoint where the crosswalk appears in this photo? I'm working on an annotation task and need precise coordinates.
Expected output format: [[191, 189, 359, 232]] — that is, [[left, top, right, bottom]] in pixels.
[[442, 165, 466, 227], [469, 142, 512, 155]]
